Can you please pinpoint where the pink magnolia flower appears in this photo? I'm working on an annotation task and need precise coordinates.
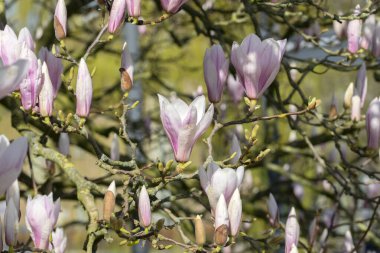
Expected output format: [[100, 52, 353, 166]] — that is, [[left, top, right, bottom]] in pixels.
[[285, 207, 300, 253], [19, 47, 42, 110], [38, 62, 54, 117], [0, 59, 29, 99], [231, 34, 286, 100], [366, 97, 380, 149], [54, 0, 67, 40], [108, 0, 127, 33], [39, 47, 64, 97], [203, 44, 228, 103], [0, 136, 28, 195], [160, 0, 188, 13], [138, 185, 151, 227], [158, 94, 214, 162], [50, 228, 67, 253], [127, 0, 141, 17], [76, 58, 93, 117], [199, 163, 244, 213], [347, 5, 362, 53], [0, 25, 22, 65], [25, 193, 61, 250]]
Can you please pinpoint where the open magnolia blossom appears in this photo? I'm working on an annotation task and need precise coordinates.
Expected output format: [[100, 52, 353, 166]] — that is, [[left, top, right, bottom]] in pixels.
[[231, 33, 286, 100], [25, 193, 61, 250], [158, 94, 214, 162], [199, 163, 244, 213]]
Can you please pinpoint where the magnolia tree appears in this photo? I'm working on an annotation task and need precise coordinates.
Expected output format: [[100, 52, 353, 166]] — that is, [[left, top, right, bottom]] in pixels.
[[0, 0, 379, 252]]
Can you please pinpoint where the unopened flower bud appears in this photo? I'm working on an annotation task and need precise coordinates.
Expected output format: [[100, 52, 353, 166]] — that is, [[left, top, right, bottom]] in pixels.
[[103, 181, 116, 222], [138, 185, 151, 227], [285, 207, 300, 253], [76, 58, 93, 117], [267, 193, 279, 226], [120, 42, 134, 92], [194, 215, 206, 245], [343, 82, 354, 109], [54, 0, 67, 40]]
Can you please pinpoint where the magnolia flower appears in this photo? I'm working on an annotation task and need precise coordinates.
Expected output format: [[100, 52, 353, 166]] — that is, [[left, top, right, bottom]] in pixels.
[[203, 44, 228, 103], [231, 34, 286, 100], [0, 136, 28, 195], [19, 47, 42, 110], [347, 5, 362, 53], [54, 0, 67, 40], [227, 189, 242, 236], [0, 59, 29, 99], [285, 207, 300, 253], [0, 25, 22, 65], [4, 200, 18, 246], [76, 58, 93, 117], [227, 74, 244, 104], [111, 133, 120, 161], [366, 97, 380, 149], [126, 0, 141, 17], [158, 94, 214, 162], [50, 228, 67, 253], [39, 47, 64, 97], [199, 163, 244, 213], [138, 185, 151, 227], [120, 42, 134, 92], [214, 195, 229, 246], [18, 27, 35, 51], [39, 62, 54, 117], [267, 193, 279, 226], [160, 0, 189, 13], [58, 132, 70, 156], [108, 0, 127, 33], [25, 193, 61, 250]]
